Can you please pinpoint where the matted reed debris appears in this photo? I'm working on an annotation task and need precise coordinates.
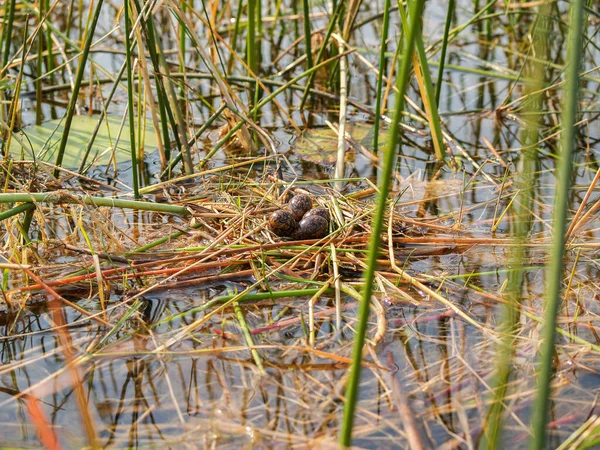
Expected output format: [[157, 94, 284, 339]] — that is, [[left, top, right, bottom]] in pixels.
[[2, 172, 439, 310]]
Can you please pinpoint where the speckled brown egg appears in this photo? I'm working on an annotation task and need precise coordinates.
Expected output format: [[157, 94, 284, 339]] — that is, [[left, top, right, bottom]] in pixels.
[[288, 195, 313, 221], [268, 210, 298, 237], [303, 207, 331, 223], [292, 215, 329, 240]]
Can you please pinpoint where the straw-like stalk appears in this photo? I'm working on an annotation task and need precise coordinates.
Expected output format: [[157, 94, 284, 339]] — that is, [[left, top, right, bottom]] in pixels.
[[529, 0, 586, 448], [339, 0, 425, 446], [53, 0, 105, 178]]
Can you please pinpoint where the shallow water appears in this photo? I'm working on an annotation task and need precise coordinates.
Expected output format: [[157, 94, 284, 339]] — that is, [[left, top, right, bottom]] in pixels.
[[1, 1, 600, 448]]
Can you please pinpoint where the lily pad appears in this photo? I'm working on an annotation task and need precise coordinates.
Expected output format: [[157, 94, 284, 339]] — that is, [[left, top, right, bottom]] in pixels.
[[10, 115, 158, 168]]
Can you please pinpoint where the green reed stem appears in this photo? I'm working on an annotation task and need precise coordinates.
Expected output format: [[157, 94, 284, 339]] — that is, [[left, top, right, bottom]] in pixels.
[[35, 0, 44, 125], [247, 0, 257, 75], [482, 4, 550, 448], [0, 203, 35, 221], [435, 0, 454, 104], [234, 301, 265, 374], [529, 1, 586, 448], [160, 104, 227, 178], [227, 0, 245, 72], [131, 0, 178, 168], [44, 0, 54, 83], [78, 61, 127, 173], [397, 1, 445, 160], [200, 50, 353, 166], [1, 0, 16, 75], [299, 0, 344, 110], [0, 193, 188, 215], [179, 1, 186, 75], [339, 0, 425, 446], [157, 288, 331, 325], [53, 0, 104, 177], [302, 0, 313, 70], [372, 0, 391, 154], [124, 0, 139, 199]]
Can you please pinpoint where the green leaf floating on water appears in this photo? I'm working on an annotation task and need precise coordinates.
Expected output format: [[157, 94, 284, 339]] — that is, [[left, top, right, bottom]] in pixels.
[[10, 115, 158, 168], [293, 123, 388, 164]]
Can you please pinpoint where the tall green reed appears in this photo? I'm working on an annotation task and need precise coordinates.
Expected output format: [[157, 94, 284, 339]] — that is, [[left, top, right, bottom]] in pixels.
[[435, 0, 454, 105], [339, 0, 425, 446], [35, 0, 45, 125], [397, 1, 445, 160], [131, 0, 180, 172], [529, 0, 586, 448], [247, 0, 257, 75], [1, 0, 16, 75], [372, 0, 391, 154], [480, 3, 550, 448], [299, 0, 344, 110], [302, 0, 313, 70], [53, 0, 105, 178], [124, 0, 139, 199]]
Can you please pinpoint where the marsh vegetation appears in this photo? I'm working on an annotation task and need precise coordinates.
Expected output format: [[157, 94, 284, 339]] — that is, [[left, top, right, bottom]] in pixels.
[[0, 0, 599, 448]]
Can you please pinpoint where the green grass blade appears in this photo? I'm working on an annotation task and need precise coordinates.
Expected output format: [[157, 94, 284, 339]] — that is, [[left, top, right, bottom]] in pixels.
[[435, 0, 454, 105], [124, 0, 139, 199], [53, 0, 104, 177], [372, 0, 391, 154], [339, 0, 425, 446], [529, 0, 587, 448]]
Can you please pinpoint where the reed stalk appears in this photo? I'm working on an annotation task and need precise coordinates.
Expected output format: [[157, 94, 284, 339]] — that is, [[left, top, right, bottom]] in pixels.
[[299, 0, 344, 110], [0, 193, 189, 215], [481, 4, 551, 447], [0, 0, 16, 75], [53, 0, 105, 177], [339, 0, 425, 445], [35, 0, 45, 125], [398, 1, 445, 160], [302, 0, 313, 70], [435, 0, 454, 105], [372, 0, 391, 153], [247, 0, 257, 75], [124, 0, 139, 199], [0, 203, 35, 221], [131, 0, 179, 170], [529, 0, 586, 448]]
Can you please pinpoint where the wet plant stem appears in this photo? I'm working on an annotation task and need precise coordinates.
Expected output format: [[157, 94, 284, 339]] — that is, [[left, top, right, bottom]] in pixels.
[[52, 0, 104, 178], [234, 301, 265, 374], [529, 0, 586, 448], [339, 0, 425, 446], [0, 203, 35, 221], [372, 0, 391, 154], [302, 0, 313, 70], [299, 0, 344, 109], [124, 0, 139, 199], [435, 0, 454, 104], [0, 0, 16, 76], [0, 194, 189, 215]]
